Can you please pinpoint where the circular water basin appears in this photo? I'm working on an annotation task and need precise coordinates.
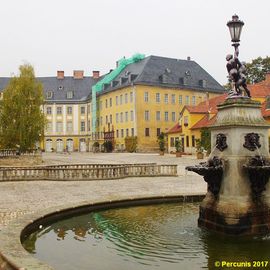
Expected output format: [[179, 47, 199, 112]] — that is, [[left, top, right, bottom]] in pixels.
[[22, 202, 270, 270]]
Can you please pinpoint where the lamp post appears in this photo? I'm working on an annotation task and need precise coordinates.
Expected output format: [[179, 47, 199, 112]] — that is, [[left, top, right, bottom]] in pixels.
[[227, 14, 244, 50], [226, 15, 251, 98]]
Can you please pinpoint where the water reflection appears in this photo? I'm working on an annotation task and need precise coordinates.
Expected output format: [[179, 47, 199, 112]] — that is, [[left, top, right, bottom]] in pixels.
[[22, 203, 270, 270]]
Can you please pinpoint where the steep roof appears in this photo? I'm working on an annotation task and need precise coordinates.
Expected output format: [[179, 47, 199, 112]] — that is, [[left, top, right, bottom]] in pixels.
[[249, 74, 270, 97], [98, 55, 225, 95], [185, 94, 227, 114], [0, 76, 98, 103], [166, 122, 182, 134], [190, 114, 217, 130]]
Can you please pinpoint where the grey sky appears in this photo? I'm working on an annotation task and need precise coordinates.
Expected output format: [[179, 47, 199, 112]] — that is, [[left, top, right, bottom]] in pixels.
[[1, 0, 269, 84]]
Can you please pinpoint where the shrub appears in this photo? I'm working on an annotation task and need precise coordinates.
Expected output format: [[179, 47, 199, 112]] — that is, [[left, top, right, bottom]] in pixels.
[[175, 139, 183, 152], [103, 141, 113, 153], [157, 132, 166, 152], [125, 136, 137, 152]]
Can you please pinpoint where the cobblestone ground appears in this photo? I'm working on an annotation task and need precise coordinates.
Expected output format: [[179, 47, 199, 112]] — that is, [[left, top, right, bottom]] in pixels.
[[0, 153, 206, 231]]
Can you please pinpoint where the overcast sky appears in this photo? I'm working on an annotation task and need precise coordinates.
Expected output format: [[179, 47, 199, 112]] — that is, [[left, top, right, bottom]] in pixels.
[[1, 0, 269, 84]]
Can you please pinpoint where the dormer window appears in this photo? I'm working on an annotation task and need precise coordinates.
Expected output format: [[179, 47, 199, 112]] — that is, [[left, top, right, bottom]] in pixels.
[[67, 91, 73, 99], [58, 85, 64, 90], [46, 91, 53, 99]]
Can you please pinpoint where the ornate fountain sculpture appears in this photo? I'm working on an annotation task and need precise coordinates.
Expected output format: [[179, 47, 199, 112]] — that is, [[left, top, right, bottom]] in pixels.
[[186, 15, 270, 235]]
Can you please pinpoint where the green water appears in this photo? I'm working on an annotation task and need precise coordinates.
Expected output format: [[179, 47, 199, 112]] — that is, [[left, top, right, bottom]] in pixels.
[[22, 203, 270, 270]]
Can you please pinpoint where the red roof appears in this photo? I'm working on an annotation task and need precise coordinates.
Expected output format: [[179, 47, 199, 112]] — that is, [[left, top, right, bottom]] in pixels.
[[261, 100, 270, 118], [191, 114, 217, 130], [185, 94, 227, 114], [249, 73, 270, 97], [166, 122, 182, 134]]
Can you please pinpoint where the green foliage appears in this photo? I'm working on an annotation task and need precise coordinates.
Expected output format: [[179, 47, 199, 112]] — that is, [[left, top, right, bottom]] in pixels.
[[200, 128, 211, 154], [103, 141, 113, 153], [195, 139, 203, 153], [93, 141, 100, 148], [175, 138, 183, 152], [124, 136, 137, 152], [157, 132, 166, 152], [246, 56, 270, 84], [0, 64, 45, 151]]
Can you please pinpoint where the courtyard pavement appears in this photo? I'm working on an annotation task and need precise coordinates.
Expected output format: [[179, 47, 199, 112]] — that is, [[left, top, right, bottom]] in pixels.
[[0, 153, 206, 231]]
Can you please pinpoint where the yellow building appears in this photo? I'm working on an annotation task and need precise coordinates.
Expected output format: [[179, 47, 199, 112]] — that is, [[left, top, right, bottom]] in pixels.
[[93, 55, 225, 151], [167, 73, 270, 154]]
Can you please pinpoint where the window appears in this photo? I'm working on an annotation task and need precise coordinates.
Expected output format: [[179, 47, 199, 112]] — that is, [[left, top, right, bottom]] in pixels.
[[165, 111, 169, 121], [110, 114, 112, 123], [156, 93, 160, 103], [116, 113, 119, 123], [130, 92, 133, 102], [46, 122, 52, 132], [131, 128, 134, 136], [157, 128, 161, 137], [105, 99, 108, 108], [125, 93, 128, 103], [145, 110, 150, 121], [184, 116, 188, 126], [171, 94, 176, 104], [192, 135, 196, 147], [67, 106, 72, 115], [186, 136, 189, 147], [121, 129, 124, 138], [116, 130, 119, 138], [145, 128, 150, 137], [57, 107, 62, 115], [156, 111, 161, 121], [46, 107, 52, 115], [192, 96, 196, 106], [106, 115, 108, 124], [56, 122, 63, 132], [46, 91, 53, 99], [81, 121, 85, 132], [100, 101, 103, 110], [179, 95, 183, 104], [80, 106, 85, 115], [100, 116, 103, 126], [67, 91, 73, 99], [116, 96, 119, 105], [120, 95, 123, 104], [110, 98, 112, 107], [130, 110, 134, 121], [126, 129, 129, 137], [144, 92, 149, 102], [185, 96, 190, 105], [67, 121, 73, 132], [170, 137, 175, 147], [120, 112, 123, 122], [165, 94, 168, 104], [125, 111, 128, 122], [172, 112, 176, 122]]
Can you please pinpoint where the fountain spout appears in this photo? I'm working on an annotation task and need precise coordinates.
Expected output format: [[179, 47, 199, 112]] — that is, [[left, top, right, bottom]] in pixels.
[[186, 156, 224, 198]]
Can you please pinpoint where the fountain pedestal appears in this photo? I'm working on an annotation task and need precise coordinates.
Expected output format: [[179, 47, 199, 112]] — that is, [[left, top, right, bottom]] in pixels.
[[197, 98, 270, 235]]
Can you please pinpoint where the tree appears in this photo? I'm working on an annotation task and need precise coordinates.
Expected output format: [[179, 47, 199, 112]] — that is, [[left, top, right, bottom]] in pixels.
[[200, 128, 211, 154], [157, 132, 166, 152], [0, 64, 45, 151], [246, 56, 270, 84]]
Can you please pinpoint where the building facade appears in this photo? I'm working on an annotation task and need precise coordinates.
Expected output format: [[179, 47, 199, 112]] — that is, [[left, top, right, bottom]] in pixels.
[[0, 55, 225, 152]]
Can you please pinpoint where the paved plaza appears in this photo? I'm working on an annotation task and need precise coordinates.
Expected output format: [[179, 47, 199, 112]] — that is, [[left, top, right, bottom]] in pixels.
[[0, 153, 206, 231]]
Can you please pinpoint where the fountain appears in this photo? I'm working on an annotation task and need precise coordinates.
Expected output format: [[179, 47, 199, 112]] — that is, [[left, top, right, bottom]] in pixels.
[[187, 15, 270, 235]]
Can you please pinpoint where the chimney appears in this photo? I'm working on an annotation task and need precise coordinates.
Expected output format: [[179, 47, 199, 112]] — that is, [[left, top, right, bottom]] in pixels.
[[57, 71, 64, 79], [92, 70, 100, 79], [187, 56, 191, 61], [73, 70, 84, 79]]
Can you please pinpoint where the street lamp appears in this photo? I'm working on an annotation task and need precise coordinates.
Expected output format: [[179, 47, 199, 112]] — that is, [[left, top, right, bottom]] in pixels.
[[227, 14, 244, 49]]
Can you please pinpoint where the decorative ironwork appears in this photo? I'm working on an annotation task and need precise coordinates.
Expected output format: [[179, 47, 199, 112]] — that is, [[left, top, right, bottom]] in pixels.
[[243, 133, 261, 151], [216, 133, 228, 152]]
